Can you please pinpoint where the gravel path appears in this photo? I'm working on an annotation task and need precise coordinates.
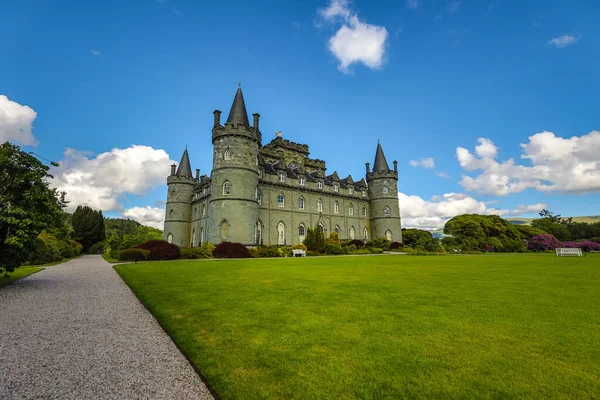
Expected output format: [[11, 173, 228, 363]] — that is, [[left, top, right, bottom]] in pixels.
[[0, 256, 214, 400]]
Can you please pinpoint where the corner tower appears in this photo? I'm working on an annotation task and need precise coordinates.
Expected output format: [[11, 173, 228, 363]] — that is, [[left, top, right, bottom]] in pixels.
[[164, 148, 196, 246], [208, 86, 261, 245], [366, 142, 402, 243]]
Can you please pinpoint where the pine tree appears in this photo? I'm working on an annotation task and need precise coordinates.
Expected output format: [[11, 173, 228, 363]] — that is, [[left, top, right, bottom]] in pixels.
[[72, 206, 106, 251]]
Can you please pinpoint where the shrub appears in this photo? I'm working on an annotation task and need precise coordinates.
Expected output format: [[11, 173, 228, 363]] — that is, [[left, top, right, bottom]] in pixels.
[[349, 248, 371, 255], [306, 250, 320, 257], [278, 246, 293, 257], [180, 248, 203, 259], [253, 246, 281, 258], [327, 232, 341, 245], [323, 243, 345, 255], [367, 238, 391, 251], [118, 248, 150, 262], [292, 243, 307, 252], [213, 242, 250, 258], [369, 247, 384, 254], [527, 234, 562, 252], [29, 232, 63, 265], [249, 248, 260, 258], [87, 241, 105, 255], [390, 241, 404, 250], [562, 241, 600, 252], [347, 244, 357, 251], [198, 242, 215, 258], [348, 239, 364, 248], [60, 239, 83, 258], [134, 240, 180, 260]]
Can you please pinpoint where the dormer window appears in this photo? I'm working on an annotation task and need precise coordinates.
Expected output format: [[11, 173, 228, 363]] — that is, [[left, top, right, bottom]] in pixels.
[[317, 181, 323, 189], [333, 184, 339, 192], [279, 173, 286, 182], [362, 190, 366, 197], [224, 150, 232, 160], [299, 177, 305, 186], [349, 188, 353, 195]]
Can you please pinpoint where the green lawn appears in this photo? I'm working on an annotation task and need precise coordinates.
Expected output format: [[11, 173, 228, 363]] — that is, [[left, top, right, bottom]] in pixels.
[[0, 267, 43, 288], [115, 254, 600, 399]]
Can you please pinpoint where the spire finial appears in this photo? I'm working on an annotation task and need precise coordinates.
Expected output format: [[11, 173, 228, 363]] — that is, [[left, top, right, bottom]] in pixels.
[[238, 82, 241, 88]]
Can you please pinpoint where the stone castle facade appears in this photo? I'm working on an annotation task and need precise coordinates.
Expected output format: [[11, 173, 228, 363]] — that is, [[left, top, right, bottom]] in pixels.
[[163, 87, 402, 247]]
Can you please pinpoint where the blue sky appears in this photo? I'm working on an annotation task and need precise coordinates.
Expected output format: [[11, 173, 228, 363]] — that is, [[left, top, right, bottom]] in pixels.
[[1, 0, 598, 229]]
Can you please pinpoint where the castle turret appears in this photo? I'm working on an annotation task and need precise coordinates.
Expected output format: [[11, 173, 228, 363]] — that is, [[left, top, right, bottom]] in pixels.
[[164, 148, 196, 246], [367, 142, 402, 242], [208, 86, 261, 245]]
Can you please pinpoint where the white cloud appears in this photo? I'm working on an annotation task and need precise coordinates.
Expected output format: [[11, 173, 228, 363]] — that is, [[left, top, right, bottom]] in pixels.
[[447, 1, 461, 13], [399, 192, 545, 230], [122, 206, 165, 230], [319, 0, 388, 73], [409, 157, 435, 168], [406, 0, 420, 10], [50, 145, 175, 212], [548, 34, 578, 48], [457, 131, 600, 196], [0, 95, 38, 146], [436, 171, 451, 179], [90, 49, 101, 56]]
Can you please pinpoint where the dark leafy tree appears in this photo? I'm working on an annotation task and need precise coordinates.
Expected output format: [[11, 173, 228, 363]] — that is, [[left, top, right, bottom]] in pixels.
[[0, 142, 67, 275], [72, 206, 106, 251], [443, 214, 525, 252]]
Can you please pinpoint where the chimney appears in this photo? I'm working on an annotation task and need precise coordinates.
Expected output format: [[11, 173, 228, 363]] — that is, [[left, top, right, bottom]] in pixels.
[[195, 169, 200, 181], [393, 160, 398, 172], [170, 164, 176, 176], [365, 162, 370, 174], [213, 110, 222, 127], [252, 113, 260, 130]]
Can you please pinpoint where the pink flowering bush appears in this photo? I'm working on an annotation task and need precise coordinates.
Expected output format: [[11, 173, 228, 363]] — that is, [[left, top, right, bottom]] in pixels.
[[562, 241, 600, 252], [527, 234, 562, 251]]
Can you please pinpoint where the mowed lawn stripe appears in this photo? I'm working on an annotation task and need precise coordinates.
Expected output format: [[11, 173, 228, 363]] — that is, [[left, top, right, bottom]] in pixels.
[[115, 254, 600, 399]]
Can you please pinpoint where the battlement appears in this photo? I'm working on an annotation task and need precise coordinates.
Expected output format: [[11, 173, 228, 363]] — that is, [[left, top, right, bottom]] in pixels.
[[264, 136, 309, 155]]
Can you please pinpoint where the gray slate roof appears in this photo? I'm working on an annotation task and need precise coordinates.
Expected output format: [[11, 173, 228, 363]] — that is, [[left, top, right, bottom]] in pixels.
[[226, 87, 250, 127], [373, 142, 390, 172], [176, 148, 193, 178]]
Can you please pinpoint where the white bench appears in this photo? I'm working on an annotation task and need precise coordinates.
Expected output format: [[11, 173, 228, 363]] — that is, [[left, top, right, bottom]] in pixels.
[[556, 248, 582, 257], [292, 249, 306, 257]]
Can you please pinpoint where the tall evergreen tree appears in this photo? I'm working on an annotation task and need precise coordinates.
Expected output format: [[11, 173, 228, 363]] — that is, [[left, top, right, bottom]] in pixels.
[[72, 206, 105, 251]]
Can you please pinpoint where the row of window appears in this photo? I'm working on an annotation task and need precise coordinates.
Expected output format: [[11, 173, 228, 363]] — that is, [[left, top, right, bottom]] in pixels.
[[168, 224, 394, 247], [223, 180, 391, 198]]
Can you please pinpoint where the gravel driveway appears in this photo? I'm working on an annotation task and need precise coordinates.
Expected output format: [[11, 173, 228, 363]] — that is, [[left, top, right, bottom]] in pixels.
[[0, 255, 214, 400]]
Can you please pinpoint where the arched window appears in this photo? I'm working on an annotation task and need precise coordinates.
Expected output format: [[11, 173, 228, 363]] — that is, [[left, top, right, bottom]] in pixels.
[[333, 201, 339, 214], [200, 228, 205, 244], [383, 186, 389, 194], [334, 225, 340, 235], [277, 222, 285, 245], [255, 222, 262, 245], [386, 230, 393, 242], [317, 199, 323, 212], [318, 222, 326, 235], [169, 209, 174, 218], [257, 190, 262, 205], [362, 206, 367, 217], [220, 220, 228, 241], [167, 233, 173, 244], [224, 150, 232, 160], [202, 204, 206, 216], [278, 194, 285, 208], [223, 181, 231, 195], [348, 204, 354, 216], [384, 206, 390, 216], [363, 228, 369, 240], [299, 224, 306, 242], [192, 229, 196, 247], [298, 196, 305, 210], [349, 226, 355, 240]]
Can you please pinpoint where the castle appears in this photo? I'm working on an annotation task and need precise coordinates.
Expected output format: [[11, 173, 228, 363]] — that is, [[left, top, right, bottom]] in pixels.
[[163, 87, 402, 247]]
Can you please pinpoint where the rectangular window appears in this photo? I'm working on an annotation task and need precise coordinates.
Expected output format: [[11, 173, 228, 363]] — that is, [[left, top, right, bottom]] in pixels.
[[362, 190, 366, 197], [317, 181, 323, 189], [258, 169, 263, 178], [333, 184, 339, 192], [279, 173, 285, 182], [299, 177, 305, 186], [349, 188, 353, 195]]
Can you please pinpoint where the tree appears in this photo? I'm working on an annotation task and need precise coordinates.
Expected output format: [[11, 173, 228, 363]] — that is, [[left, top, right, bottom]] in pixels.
[[72, 206, 106, 251], [0, 142, 67, 275], [531, 209, 571, 241], [443, 214, 525, 252]]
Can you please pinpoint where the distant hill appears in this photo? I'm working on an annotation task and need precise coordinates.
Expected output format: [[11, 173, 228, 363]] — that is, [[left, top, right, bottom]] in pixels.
[[506, 216, 600, 226]]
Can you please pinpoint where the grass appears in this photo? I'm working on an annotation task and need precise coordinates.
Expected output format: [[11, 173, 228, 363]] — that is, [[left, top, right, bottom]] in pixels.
[[101, 253, 119, 263], [115, 254, 600, 399], [0, 267, 43, 289]]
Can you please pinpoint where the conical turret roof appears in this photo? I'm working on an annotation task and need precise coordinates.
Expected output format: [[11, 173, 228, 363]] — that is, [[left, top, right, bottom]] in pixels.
[[176, 148, 193, 178], [373, 142, 390, 172], [226, 86, 250, 127]]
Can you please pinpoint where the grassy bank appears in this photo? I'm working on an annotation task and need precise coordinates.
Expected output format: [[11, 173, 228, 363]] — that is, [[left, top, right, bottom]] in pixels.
[[1, 267, 44, 289]]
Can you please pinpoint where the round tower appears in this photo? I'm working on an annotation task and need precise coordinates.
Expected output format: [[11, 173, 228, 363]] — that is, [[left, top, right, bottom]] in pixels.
[[163, 149, 196, 247], [208, 86, 261, 245], [367, 142, 402, 243]]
